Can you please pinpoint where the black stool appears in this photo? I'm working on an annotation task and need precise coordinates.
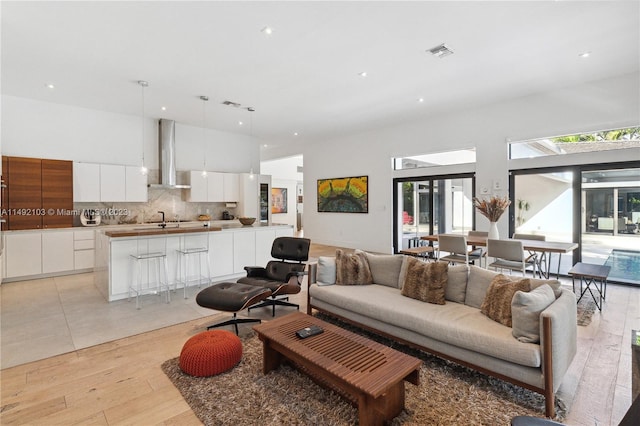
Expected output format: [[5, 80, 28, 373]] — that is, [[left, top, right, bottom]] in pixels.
[[196, 282, 272, 335]]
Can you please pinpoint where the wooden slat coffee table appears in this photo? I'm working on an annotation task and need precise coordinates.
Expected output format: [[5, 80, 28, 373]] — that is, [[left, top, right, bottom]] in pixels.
[[253, 312, 421, 425]]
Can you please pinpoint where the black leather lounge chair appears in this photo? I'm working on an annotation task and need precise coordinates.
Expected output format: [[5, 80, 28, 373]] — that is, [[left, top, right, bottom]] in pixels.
[[239, 236, 311, 316], [195, 236, 310, 334]]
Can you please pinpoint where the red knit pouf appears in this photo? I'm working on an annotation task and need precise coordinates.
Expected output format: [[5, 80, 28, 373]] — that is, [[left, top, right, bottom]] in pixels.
[[179, 330, 242, 377]]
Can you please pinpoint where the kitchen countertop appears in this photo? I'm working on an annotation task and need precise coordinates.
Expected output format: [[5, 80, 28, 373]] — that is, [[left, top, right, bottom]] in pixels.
[[3, 220, 291, 234], [101, 221, 291, 238], [103, 225, 223, 238]]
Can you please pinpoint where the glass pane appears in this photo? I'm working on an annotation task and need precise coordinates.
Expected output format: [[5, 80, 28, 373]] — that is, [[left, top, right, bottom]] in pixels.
[[582, 168, 640, 284], [393, 148, 476, 170], [510, 127, 640, 159], [514, 171, 575, 275], [434, 177, 473, 235]]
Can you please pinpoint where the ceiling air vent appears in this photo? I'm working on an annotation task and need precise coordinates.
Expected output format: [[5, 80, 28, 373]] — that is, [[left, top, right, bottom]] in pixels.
[[222, 100, 242, 108], [427, 43, 454, 58]]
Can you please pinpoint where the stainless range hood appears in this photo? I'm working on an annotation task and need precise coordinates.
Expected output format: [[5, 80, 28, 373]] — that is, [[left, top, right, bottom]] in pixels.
[[148, 119, 190, 189]]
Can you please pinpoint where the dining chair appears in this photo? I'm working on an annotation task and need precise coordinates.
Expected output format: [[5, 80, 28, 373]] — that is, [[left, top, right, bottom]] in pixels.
[[437, 234, 483, 266], [487, 238, 528, 276], [512, 233, 546, 278], [468, 230, 488, 267]]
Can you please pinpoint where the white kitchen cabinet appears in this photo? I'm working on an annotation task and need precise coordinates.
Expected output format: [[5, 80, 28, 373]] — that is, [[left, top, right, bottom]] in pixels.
[[73, 162, 100, 202], [188, 171, 208, 202], [5, 233, 42, 278], [188, 171, 238, 202], [42, 231, 74, 274], [100, 164, 126, 202], [254, 229, 276, 266], [74, 229, 95, 270], [210, 232, 234, 277], [125, 166, 148, 202], [223, 173, 239, 201], [207, 172, 225, 202], [233, 231, 256, 273]]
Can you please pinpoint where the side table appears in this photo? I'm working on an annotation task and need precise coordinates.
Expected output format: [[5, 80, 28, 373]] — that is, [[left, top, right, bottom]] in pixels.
[[568, 262, 610, 311], [400, 246, 434, 261]]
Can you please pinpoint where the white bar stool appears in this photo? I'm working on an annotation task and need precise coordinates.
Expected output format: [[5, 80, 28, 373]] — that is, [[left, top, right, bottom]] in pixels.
[[129, 234, 170, 309], [176, 232, 211, 299]]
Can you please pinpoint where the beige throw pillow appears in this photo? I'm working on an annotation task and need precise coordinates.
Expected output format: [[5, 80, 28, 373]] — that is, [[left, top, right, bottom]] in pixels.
[[512, 284, 556, 343], [480, 274, 531, 327], [335, 249, 373, 285], [317, 256, 336, 285], [400, 257, 448, 305]]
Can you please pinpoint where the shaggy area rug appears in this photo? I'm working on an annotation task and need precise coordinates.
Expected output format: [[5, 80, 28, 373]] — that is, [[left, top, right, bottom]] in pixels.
[[162, 324, 567, 425], [576, 295, 597, 326]]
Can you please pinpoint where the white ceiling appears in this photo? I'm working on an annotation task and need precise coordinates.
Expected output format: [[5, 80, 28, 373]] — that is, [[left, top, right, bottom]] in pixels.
[[2, 1, 639, 152]]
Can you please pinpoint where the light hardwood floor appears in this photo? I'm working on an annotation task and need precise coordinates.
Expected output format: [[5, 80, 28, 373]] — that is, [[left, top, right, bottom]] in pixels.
[[1, 243, 638, 425]]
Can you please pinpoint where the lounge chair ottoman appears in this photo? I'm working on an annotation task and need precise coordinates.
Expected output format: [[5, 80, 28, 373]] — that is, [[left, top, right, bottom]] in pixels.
[[195, 282, 272, 335]]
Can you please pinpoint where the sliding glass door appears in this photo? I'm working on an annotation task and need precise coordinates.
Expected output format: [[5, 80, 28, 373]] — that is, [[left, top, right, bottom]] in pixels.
[[512, 163, 640, 283], [511, 169, 577, 276], [581, 167, 640, 284], [394, 174, 474, 252]]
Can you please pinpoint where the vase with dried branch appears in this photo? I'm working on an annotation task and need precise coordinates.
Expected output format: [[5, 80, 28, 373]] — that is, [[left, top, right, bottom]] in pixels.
[[473, 195, 511, 239]]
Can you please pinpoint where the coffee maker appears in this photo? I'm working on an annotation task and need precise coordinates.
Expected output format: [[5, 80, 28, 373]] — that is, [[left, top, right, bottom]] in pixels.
[[222, 210, 234, 220]]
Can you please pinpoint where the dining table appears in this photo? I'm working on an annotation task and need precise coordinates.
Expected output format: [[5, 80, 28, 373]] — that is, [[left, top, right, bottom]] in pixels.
[[420, 234, 579, 279]]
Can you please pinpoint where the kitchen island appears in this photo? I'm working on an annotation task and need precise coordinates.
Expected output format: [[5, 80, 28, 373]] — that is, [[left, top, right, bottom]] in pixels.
[[95, 222, 294, 302]]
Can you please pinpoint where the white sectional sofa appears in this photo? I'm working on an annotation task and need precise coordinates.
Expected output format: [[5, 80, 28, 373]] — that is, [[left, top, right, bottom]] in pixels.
[[307, 251, 577, 418]]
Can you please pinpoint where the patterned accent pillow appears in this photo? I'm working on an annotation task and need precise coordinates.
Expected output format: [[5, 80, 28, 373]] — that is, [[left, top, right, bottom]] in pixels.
[[481, 274, 531, 327], [400, 257, 448, 305], [335, 249, 373, 285]]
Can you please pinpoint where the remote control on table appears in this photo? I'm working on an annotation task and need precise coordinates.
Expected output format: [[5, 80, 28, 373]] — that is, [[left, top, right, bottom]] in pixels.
[[296, 325, 324, 339]]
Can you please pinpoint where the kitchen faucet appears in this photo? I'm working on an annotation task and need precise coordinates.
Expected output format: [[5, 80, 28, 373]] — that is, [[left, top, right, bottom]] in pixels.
[[158, 211, 166, 228]]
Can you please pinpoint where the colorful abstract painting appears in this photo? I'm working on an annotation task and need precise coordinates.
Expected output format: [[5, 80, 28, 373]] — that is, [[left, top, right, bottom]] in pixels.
[[317, 176, 368, 213], [271, 188, 287, 214]]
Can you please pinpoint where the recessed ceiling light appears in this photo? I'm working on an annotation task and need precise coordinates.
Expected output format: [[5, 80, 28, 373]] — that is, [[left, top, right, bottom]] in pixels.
[[358, 72, 368, 78], [293, 132, 298, 136], [261, 26, 273, 35], [578, 51, 591, 58], [418, 98, 425, 103], [427, 43, 454, 58], [263, 144, 268, 148], [161, 106, 167, 111], [45, 83, 55, 89], [238, 121, 244, 126]]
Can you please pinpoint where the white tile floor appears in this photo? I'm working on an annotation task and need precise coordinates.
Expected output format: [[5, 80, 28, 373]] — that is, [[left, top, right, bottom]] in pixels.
[[0, 272, 223, 369]]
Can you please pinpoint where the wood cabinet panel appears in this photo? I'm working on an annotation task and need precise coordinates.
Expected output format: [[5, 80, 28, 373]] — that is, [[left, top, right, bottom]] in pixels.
[[7, 157, 42, 230], [1, 156, 7, 231], [42, 159, 73, 228]]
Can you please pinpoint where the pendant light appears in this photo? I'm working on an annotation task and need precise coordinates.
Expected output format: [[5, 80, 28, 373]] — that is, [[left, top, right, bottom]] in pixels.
[[200, 95, 209, 178], [248, 107, 255, 180], [138, 80, 149, 175]]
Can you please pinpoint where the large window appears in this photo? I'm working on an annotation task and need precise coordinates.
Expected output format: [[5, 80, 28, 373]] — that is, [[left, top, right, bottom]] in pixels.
[[394, 174, 474, 252], [393, 148, 476, 170], [509, 127, 640, 160]]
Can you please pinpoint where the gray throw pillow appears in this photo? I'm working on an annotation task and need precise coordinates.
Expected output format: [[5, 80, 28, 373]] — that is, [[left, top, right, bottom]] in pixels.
[[464, 265, 500, 308], [529, 278, 562, 299], [363, 251, 404, 288], [512, 284, 556, 343], [317, 256, 336, 285], [445, 264, 469, 303]]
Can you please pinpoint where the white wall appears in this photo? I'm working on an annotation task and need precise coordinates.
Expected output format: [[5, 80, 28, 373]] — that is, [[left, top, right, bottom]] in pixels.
[[301, 72, 640, 253], [1, 95, 260, 174]]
